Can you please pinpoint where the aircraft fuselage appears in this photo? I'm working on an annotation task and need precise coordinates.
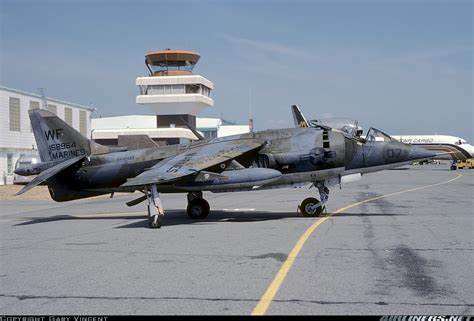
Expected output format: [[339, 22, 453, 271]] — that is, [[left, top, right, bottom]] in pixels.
[[45, 127, 433, 202]]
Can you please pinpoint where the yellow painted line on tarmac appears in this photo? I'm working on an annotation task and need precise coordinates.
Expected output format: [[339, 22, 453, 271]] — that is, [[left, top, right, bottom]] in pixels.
[[251, 173, 462, 315]]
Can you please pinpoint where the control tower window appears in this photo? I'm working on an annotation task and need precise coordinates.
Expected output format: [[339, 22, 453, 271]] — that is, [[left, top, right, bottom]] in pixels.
[[186, 84, 200, 94], [172, 84, 185, 94], [202, 85, 210, 97], [139, 85, 149, 95], [149, 60, 196, 74], [149, 85, 163, 95]]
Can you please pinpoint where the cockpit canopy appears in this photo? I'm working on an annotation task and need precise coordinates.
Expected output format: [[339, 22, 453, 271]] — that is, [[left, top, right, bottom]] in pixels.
[[365, 127, 395, 142], [308, 118, 395, 143], [309, 118, 360, 137]]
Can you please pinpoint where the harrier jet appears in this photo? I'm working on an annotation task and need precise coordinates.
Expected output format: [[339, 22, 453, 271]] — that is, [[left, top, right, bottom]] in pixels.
[[16, 109, 435, 228]]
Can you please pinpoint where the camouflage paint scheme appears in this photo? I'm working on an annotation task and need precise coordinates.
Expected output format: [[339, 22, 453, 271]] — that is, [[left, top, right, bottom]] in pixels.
[[16, 109, 435, 228]]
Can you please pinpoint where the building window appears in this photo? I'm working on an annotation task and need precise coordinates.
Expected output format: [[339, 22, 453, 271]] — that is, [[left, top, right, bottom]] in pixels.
[[139, 85, 149, 95], [30, 101, 40, 132], [149, 85, 164, 95], [47, 104, 57, 114], [30, 101, 40, 110], [172, 84, 185, 94], [79, 110, 87, 136], [9, 97, 21, 131], [148, 84, 187, 95], [7, 153, 13, 175], [185, 84, 200, 94], [65, 108, 73, 126], [202, 85, 210, 97], [203, 131, 217, 139]]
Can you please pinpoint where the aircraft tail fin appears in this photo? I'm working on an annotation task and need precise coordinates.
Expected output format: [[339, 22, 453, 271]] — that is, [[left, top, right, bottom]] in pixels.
[[29, 109, 112, 163], [291, 105, 310, 128]]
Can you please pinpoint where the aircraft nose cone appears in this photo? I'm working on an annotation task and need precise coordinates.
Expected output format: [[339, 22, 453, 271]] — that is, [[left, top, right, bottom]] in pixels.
[[408, 146, 437, 161]]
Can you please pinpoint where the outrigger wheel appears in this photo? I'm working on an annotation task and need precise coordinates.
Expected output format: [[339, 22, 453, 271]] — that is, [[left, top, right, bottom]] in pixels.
[[300, 197, 325, 217], [187, 198, 210, 219], [148, 215, 162, 229]]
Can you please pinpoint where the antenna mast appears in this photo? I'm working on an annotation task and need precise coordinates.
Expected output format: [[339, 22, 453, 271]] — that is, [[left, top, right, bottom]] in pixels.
[[249, 88, 254, 132], [38, 88, 48, 109]]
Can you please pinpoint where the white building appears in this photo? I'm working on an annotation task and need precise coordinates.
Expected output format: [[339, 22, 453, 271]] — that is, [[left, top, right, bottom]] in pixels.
[[131, 49, 215, 144], [0, 86, 94, 185], [91, 115, 198, 146], [91, 49, 249, 146], [136, 49, 214, 116], [91, 115, 250, 145], [196, 118, 250, 139]]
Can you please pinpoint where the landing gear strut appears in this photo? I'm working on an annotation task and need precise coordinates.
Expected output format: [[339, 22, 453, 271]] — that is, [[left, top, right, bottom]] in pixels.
[[300, 181, 329, 217], [187, 192, 210, 219], [146, 184, 164, 228]]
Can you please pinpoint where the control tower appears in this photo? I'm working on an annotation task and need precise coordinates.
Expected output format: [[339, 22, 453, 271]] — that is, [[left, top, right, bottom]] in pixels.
[[136, 49, 214, 131]]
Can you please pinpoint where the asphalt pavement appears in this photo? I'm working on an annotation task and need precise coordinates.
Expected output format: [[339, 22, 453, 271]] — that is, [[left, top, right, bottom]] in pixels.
[[0, 165, 472, 315]]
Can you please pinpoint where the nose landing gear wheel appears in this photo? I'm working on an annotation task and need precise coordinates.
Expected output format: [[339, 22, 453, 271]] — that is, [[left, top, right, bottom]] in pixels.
[[300, 197, 324, 217], [187, 199, 210, 219], [148, 215, 162, 228]]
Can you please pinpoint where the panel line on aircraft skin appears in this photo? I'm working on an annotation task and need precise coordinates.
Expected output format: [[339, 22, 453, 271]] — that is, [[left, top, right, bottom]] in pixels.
[[251, 173, 463, 316]]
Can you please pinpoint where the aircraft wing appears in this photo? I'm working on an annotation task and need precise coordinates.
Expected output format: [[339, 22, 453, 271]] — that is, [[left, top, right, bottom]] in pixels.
[[121, 139, 264, 187]]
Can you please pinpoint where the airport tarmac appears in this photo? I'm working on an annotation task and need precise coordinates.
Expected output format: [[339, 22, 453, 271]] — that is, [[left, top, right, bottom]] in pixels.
[[0, 165, 472, 315]]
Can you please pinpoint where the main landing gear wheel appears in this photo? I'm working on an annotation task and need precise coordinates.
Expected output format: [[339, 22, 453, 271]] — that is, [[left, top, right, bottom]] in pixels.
[[300, 197, 325, 217], [187, 199, 210, 219], [148, 215, 162, 229]]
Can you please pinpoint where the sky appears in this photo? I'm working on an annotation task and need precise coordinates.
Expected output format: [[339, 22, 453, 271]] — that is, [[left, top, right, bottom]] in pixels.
[[1, 0, 472, 141]]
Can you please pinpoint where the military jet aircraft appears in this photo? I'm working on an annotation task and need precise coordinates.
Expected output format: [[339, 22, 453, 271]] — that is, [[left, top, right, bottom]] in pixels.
[[15, 109, 436, 229]]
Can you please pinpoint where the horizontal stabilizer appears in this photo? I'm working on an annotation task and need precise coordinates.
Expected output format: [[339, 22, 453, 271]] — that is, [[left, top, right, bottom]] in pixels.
[[15, 155, 86, 196]]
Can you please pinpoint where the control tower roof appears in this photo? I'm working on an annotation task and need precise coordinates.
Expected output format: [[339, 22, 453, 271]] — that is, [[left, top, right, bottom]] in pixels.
[[145, 49, 200, 76]]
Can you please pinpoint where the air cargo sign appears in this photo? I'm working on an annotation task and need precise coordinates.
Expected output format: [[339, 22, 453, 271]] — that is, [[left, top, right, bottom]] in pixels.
[[400, 137, 434, 144], [44, 128, 87, 160]]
